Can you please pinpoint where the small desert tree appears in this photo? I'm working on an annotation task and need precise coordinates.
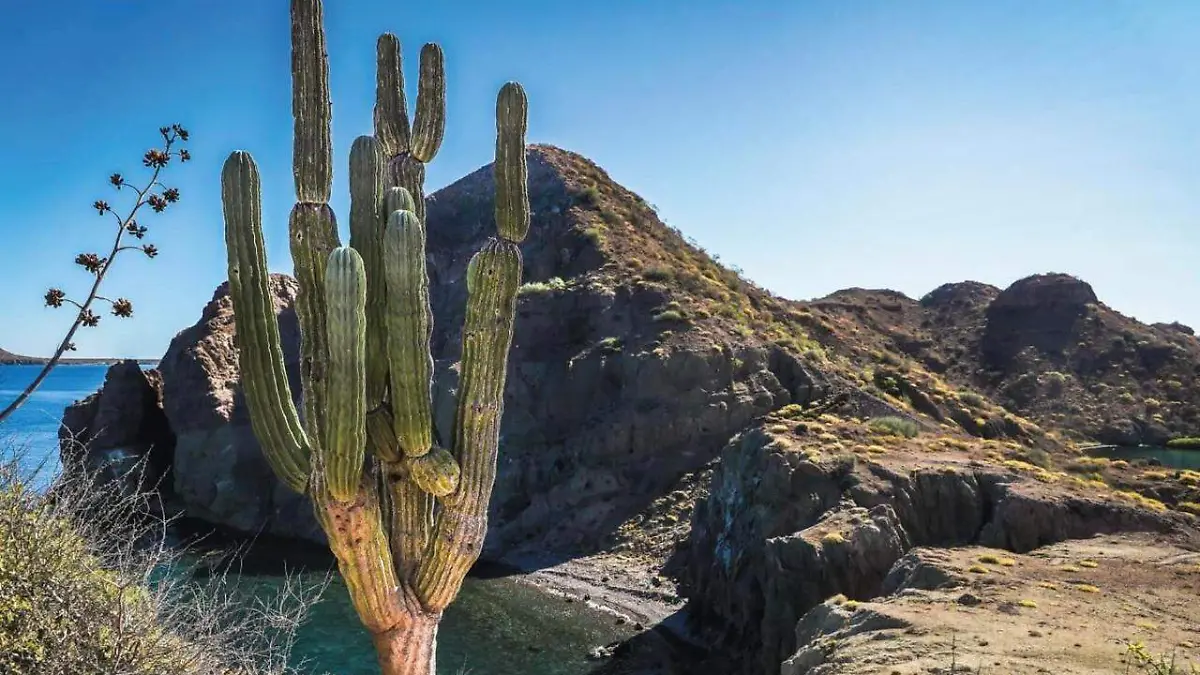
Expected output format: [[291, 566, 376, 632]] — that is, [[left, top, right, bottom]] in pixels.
[[0, 125, 190, 424], [220, 1, 529, 673]]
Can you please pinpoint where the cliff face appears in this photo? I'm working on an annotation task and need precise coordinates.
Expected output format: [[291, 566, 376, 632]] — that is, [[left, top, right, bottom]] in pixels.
[[680, 408, 1194, 674]]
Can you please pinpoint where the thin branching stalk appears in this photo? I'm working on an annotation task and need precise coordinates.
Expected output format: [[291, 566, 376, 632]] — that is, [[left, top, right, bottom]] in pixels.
[[0, 125, 190, 425]]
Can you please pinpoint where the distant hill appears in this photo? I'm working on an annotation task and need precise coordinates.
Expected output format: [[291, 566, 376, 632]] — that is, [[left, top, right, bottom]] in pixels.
[[798, 273, 1200, 446], [0, 347, 157, 366]]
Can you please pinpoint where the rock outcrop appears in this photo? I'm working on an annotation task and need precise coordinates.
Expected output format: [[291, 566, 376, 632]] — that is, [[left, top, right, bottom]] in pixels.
[[680, 416, 1193, 674], [58, 360, 174, 505], [155, 274, 321, 541], [780, 534, 1200, 675]]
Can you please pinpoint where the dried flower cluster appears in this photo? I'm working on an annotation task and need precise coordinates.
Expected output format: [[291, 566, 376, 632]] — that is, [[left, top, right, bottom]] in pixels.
[[0, 124, 192, 425], [45, 124, 190, 330]]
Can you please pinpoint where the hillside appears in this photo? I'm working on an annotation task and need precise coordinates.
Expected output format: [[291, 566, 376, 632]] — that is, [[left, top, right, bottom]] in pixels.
[[797, 274, 1200, 446]]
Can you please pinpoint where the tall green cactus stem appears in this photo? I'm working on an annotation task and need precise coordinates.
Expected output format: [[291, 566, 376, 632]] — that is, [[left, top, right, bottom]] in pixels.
[[322, 247, 368, 501], [221, 1, 529, 672], [409, 44, 446, 163], [221, 152, 311, 493], [289, 203, 339, 446], [348, 137, 389, 410], [373, 33, 443, 225], [383, 209, 435, 458], [494, 82, 530, 242], [291, 0, 332, 203]]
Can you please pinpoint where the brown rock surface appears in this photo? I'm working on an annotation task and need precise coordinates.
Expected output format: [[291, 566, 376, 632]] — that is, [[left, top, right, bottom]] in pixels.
[[781, 534, 1200, 675], [680, 409, 1198, 674]]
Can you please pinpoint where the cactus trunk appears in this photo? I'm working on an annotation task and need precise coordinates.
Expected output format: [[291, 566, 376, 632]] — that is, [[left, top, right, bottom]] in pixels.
[[220, 0, 529, 671], [372, 613, 439, 675]]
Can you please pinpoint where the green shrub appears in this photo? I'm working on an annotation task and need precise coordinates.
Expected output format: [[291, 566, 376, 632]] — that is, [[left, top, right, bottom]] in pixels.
[[1166, 437, 1200, 450], [596, 337, 623, 354], [652, 309, 688, 323], [580, 225, 606, 247], [518, 277, 567, 296], [958, 391, 985, 408], [642, 265, 674, 282], [868, 416, 919, 438], [578, 185, 601, 206]]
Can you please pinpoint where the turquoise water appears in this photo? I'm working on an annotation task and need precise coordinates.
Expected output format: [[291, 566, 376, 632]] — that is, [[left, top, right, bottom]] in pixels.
[[1091, 445, 1200, 470], [0, 364, 629, 674]]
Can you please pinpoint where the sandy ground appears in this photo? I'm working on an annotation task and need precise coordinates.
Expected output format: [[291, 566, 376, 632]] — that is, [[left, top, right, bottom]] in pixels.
[[500, 550, 707, 673]]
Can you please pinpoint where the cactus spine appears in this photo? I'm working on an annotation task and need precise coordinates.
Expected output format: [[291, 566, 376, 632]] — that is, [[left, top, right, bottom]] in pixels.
[[220, 1, 528, 673]]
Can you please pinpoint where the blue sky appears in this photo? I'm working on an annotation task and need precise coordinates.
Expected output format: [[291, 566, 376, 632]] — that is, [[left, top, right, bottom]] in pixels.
[[1, 1, 1198, 358]]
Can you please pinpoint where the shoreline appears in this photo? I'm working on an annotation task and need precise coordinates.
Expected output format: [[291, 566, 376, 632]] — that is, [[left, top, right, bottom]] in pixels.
[[0, 359, 159, 367]]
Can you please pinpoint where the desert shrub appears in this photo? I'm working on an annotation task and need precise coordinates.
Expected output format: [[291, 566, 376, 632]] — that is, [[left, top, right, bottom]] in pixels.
[[642, 265, 674, 282], [1122, 640, 1198, 674], [652, 309, 688, 323], [595, 336, 623, 354], [580, 225, 606, 247], [577, 185, 601, 206], [0, 448, 322, 675], [518, 276, 567, 296], [868, 416, 919, 439], [958, 391, 986, 408], [1041, 371, 1069, 395]]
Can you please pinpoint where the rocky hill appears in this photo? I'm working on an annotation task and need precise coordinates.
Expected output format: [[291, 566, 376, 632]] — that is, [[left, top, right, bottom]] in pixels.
[[797, 274, 1200, 446], [59, 145, 1200, 675]]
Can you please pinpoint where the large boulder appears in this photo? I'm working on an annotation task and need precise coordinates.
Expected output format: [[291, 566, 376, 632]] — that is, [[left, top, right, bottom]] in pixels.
[[156, 274, 320, 542], [981, 273, 1099, 367], [58, 360, 174, 508]]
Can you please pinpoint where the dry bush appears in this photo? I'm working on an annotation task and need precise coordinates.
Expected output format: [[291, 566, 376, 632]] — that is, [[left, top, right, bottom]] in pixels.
[[0, 439, 328, 675]]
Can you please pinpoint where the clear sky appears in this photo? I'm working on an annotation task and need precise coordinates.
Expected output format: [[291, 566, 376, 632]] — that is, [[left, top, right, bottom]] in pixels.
[[1, 1, 1197, 358]]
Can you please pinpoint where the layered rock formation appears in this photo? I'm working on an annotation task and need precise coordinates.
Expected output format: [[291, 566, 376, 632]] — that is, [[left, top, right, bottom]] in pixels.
[[680, 410, 1194, 674]]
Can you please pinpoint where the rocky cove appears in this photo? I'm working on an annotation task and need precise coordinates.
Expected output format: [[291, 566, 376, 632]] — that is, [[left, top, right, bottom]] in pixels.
[[59, 146, 1200, 674]]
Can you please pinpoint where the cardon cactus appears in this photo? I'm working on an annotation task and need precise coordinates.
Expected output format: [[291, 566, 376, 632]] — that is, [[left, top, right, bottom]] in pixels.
[[220, 1, 528, 673]]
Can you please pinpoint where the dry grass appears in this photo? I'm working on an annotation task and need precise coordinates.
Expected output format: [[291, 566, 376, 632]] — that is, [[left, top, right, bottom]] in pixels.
[[0, 442, 326, 675]]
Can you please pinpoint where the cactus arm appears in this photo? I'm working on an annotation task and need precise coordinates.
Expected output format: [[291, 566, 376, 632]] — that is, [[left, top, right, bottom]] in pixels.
[[348, 136, 390, 410], [221, 151, 312, 493], [288, 204, 340, 449], [322, 247, 369, 501], [409, 43, 446, 163], [493, 82, 530, 242], [382, 209, 436, 458], [414, 84, 527, 610], [374, 33, 411, 159], [291, 0, 333, 203], [385, 186, 417, 216], [408, 447, 461, 497], [415, 238, 522, 611]]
